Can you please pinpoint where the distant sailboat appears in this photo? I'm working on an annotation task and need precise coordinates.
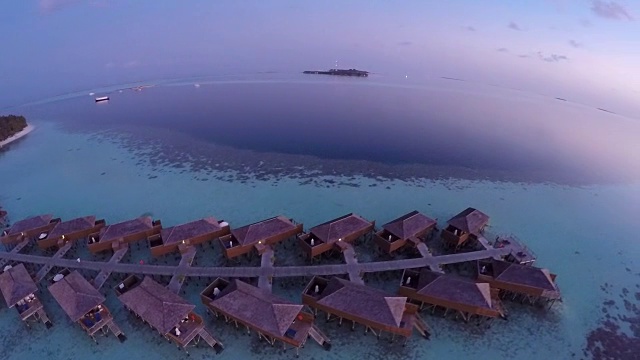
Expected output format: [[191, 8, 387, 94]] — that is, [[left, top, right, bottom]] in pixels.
[[95, 96, 109, 103]]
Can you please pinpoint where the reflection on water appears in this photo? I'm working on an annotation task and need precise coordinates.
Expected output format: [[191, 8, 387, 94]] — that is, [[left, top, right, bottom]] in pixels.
[[18, 75, 640, 184]]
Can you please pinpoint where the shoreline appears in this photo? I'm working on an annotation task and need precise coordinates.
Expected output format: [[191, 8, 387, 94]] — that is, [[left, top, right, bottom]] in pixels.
[[0, 124, 34, 148]]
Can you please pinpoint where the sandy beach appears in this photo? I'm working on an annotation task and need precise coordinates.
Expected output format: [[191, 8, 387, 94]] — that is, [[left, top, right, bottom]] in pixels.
[[0, 124, 34, 148]]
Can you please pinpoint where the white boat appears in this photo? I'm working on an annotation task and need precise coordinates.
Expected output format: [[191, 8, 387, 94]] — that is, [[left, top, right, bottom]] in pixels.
[[95, 96, 109, 103]]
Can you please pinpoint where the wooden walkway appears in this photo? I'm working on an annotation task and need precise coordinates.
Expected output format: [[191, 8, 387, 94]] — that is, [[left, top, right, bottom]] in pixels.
[[341, 243, 364, 285], [415, 242, 444, 273], [197, 328, 223, 352], [1, 246, 518, 280], [92, 244, 129, 290], [257, 246, 274, 292], [106, 319, 127, 342], [167, 246, 197, 294], [35, 241, 73, 283], [0, 238, 30, 268], [308, 324, 331, 348]]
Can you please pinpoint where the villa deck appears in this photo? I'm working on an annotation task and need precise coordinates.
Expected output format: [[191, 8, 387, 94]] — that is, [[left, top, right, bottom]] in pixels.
[[49, 270, 126, 342], [374, 211, 436, 254], [116, 275, 222, 352], [399, 268, 506, 320], [202, 278, 323, 355], [302, 276, 428, 342], [88, 216, 161, 253], [149, 217, 230, 257], [298, 213, 374, 259], [477, 259, 561, 304], [219, 216, 303, 259], [37, 215, 105, 249], [441, 208, 489, 250], [1, 214, 60, 245], [0, 263, 52, 328]]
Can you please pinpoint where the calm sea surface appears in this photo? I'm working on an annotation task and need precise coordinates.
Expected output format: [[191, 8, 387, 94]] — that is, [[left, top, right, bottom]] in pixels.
[[0, 75, 638, 359]]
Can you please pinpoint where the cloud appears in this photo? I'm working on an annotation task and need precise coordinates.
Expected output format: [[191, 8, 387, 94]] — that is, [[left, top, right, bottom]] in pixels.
[[568, 40, 583, 48], [508, 21, 523, 31], [580, 19, 593, 27], [590, 1, 633, 20], [39, 0, 81, 13], [496, 47, 509, 53], [537, 52, 569, 62], [464, 26, 476, 32], [397, 41, 413, 46], [518, 54, 530, 58]]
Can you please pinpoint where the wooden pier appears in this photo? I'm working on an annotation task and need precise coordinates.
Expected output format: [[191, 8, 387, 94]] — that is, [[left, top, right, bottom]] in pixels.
[[340, 242, 364, 285], [92, 244, 129, 290], [415, 242, 444, 273], [257, 245, 274, 291], [167, 245, 196, 294], [2, 246, 520, 280], [0, 238, 30, 268], [35, 241, 73, 283]]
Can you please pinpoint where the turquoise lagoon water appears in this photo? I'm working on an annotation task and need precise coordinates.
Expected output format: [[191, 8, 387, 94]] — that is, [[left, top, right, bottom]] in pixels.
[[0, 119, 639, 359]]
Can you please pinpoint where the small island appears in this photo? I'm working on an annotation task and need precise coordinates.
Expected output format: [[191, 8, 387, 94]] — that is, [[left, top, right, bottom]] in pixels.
[[303, 68, 369, 77], [0, 115, 32, 148]]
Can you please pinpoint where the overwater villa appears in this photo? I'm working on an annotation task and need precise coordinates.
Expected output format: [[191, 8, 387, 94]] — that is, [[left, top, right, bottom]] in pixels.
[[477, 259, 561, 305], [399, 268, 506, 321], [298, 213, 375, 259], [0, 263, 52, 327], [149, 217, 230, 257], [440, 208, 489, 250], [219, 216, 303, 259], [48, 269, 125, 342], [37, 215, 106, 249], [201, 278, 330, 355], [115, 275, 223, 353], [1, 214, 60, 245], [373, 211, 436, 255], [87, 216, 161, 253], [302, 276, 430, 343]]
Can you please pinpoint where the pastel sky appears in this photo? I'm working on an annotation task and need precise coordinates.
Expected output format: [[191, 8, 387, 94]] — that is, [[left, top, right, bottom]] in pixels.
[[1, 0, 638, 116]]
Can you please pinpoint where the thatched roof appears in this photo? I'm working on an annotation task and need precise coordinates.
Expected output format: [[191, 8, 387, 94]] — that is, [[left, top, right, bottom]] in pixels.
[[6, 214, 53, 235], [310, 213, 372, 244], [317, 277, 406, 328], [47, 216, 96, 239], [447, 208, 489, 234], [490, 260, 557, 291], [414, 269, 492, 309], [231, 216, 295, 246], [117, 276, 194, 334], [100, 216, 153, 243], [48, 271, 105, 321], [0, 264, 37, 307], [383, 211, 436, 240], [161, 217, 221, 246], [210, 280, 302, 337]]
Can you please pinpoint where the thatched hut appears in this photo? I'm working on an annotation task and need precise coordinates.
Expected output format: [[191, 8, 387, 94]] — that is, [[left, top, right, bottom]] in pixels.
[[1, 214, 60, 245], [298, 213, 374, 259], [477, 259, 561, 305], [302, 276, 430, 343], [219, 216, 302, 259], [48, 270, 125, 342], [88, 216, 161, 253], [201, 278, 328, 355], [440, 208, 489, 249], [116, 275, 223, 353], [149, 217, 230, 257], [37, 215, 105, 249], [373, 211, 436, 254], [0, 263, 52, 327], [399, 268, 506, 321]]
